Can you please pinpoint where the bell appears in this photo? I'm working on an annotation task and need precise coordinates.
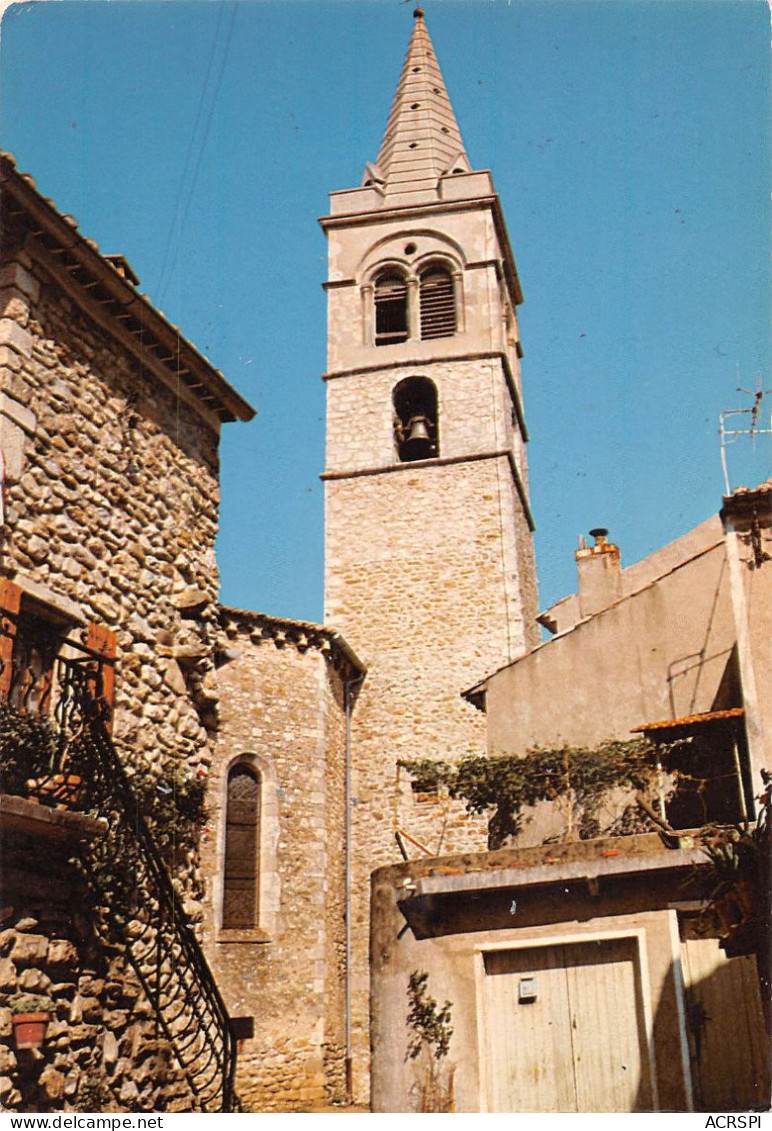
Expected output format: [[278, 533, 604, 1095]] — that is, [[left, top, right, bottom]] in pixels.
[[402, 415, 433, 458]]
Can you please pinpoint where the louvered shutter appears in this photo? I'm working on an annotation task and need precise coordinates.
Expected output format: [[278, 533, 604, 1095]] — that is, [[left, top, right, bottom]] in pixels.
[[420, 269, 456, 340]]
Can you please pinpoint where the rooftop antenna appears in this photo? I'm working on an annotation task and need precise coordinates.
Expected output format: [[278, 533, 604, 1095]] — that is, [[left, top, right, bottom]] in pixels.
[[718, 374, 772, 494]]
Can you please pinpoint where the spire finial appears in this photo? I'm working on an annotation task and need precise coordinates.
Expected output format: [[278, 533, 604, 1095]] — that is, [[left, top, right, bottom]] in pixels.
[[413, 7, 425, 19]]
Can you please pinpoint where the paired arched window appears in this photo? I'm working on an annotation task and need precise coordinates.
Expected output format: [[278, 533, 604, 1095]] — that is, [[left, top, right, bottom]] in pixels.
[[393, 377, 439, 462], [372, 262, 457, 347], [419, 265, 455, 340], [374, 272, 409, 346], [222, 763, 260, 930]]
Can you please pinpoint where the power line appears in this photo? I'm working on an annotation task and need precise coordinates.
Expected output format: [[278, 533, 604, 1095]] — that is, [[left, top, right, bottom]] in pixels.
[[156, 0, 238, 304]]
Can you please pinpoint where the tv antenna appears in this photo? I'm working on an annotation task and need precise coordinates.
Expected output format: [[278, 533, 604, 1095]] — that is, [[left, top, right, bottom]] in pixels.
[[719, 375, 772, 494]]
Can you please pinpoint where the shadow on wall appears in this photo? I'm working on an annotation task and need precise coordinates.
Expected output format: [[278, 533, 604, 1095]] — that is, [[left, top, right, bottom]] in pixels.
[[637, 934, 769, 1113]]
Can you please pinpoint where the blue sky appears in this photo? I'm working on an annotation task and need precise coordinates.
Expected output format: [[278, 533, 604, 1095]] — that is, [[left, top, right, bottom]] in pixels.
[[1, 0, 769, 624]]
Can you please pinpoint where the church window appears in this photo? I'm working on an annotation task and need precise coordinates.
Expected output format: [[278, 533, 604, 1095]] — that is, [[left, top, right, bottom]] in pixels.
[[374, 272, 409, 346], [222, 763, 260, 930], [393, 376, 439, 462], [419, 265, 456, 340]]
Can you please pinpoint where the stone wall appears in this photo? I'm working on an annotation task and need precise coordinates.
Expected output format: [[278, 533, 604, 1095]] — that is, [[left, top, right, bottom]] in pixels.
[[0, 801, 197, 1113], [0, 179, 244, 1111], [0, 246, 222, 787], [201, 610, 352, 1112]]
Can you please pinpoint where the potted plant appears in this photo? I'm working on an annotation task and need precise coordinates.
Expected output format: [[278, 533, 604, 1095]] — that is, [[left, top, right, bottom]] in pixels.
[[9, 994, 56, 1049]]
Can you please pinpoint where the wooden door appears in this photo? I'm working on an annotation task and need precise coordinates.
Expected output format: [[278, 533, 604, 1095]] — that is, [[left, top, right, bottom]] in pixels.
[[482, 938, 652, 1112], [680, 935, 769, 1111]]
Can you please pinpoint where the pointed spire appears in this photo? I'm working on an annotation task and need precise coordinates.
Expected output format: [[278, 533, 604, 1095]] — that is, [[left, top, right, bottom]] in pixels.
[[368, 8, 471, 203]]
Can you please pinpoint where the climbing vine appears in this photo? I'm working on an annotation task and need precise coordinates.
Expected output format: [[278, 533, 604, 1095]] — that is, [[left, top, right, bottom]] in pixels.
[[400, 736, 670, 848]]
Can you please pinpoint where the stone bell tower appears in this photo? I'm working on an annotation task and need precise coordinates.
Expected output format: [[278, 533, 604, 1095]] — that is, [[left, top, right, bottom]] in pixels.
[[320, 7, 539, 1097]]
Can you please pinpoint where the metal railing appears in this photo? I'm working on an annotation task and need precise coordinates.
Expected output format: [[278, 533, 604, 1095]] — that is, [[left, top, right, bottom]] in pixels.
[[0, 610, 238, 1112]]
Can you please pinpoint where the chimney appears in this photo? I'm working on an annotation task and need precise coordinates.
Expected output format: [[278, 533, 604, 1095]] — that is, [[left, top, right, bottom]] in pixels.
[[575, 527, 622, 618]]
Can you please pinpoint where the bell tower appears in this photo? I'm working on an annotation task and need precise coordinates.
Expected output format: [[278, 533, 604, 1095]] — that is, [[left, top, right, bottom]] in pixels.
[[320, 7, 539, 1097]]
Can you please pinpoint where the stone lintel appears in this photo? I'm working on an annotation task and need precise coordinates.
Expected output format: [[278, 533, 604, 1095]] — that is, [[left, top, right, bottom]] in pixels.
[[11, 573, 86, 625]]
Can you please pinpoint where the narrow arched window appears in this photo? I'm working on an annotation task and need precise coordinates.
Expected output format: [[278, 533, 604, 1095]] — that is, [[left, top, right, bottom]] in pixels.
[[393, 377, 439, 462], [374, 272, 408, 346], [223, 764, 260, 929], [419, 265, 455, 340]]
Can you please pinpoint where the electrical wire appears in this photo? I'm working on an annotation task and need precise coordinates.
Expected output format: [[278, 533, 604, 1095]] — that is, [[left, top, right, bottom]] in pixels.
[[156, 0, 238, 304]]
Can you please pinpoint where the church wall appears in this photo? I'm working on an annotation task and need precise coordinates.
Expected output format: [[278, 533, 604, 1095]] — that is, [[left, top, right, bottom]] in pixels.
[[325, 357, 522, 474], [325, 208, 514, 375], [202, 611, 348, 1112], [325, 453, 539, 1101]]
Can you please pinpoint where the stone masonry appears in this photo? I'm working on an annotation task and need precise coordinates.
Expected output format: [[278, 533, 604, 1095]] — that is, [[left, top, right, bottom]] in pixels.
[[0, 154, 253, 1111], [320, 12, 540, 1101], [201, 609, 361, 1112]]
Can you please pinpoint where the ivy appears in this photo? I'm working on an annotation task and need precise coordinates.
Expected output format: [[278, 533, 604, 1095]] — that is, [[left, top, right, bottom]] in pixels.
[[400, 736, 667, 849]]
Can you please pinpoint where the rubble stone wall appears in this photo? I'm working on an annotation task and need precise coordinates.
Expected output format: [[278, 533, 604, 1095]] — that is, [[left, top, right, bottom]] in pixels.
[[0, 815, 196, 1113], [0, 247, 222, 789]]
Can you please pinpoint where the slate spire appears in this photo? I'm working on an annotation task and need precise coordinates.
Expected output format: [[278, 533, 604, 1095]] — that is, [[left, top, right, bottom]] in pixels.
[[366, 7, 471, 203]]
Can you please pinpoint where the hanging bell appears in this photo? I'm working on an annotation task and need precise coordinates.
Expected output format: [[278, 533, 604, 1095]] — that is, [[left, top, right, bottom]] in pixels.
[[402, 415, 433, 459]]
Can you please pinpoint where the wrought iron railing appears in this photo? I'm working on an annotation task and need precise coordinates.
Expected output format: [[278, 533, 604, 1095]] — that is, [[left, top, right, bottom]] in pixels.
[[0, 609, 238, 1112]]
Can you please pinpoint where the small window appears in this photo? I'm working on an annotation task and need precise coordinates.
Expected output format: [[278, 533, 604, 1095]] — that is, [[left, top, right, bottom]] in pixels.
[[9, 613, 61, 715], [374, 272, 409, 346], [419, 266, 456, 340], [223, 764, 260, 930], [393, 376, 439, 462]]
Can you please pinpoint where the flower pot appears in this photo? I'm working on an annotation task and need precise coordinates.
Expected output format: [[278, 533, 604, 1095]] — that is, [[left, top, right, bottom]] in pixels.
[[27, 774, 83, 809], [12, 1012, 50, 1050]]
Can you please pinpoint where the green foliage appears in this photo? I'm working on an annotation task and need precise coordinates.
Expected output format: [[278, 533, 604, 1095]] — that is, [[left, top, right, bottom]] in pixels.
[[405, 971, 454, 1113], [406, 970, 453, 1062], [400, 736, 665, 849], [0, 702, 59, 792], [124, 763, 209, 866], [76, 1073, 115, 1113], [8, 993, 55, 1015], [702, 770, 771, 900]]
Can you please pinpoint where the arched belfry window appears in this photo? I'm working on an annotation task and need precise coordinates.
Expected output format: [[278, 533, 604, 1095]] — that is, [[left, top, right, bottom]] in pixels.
[[393, 377, 439, 462], [374, 272, 409, 346], [419, 265, 456, 340], [223, 763, 260, 929]]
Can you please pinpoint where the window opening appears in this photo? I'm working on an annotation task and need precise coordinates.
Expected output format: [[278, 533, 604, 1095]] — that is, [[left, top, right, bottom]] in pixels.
[[223, 764, 260, 929], [10, 613, 61, 715], [374, 272, 409, 346], [419, 266, 456, 340], [393, 376, 439, 462]]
